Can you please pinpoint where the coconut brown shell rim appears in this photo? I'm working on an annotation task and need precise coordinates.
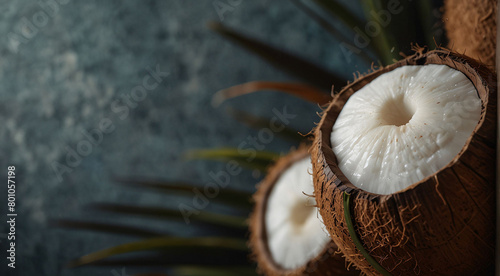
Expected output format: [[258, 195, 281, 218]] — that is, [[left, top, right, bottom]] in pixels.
[[315, 49, 495, 201]]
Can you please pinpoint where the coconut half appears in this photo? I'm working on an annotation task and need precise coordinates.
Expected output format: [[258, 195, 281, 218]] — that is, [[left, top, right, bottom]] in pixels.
[[311, 50, 496, 275], [250, 147, 360, 276]]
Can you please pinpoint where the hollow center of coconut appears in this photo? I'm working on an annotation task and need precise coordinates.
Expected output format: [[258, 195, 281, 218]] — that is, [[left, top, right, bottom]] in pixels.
[[331, 64, 481, 195], [289, 198, 316, 226], [379, 94, 416, 126], [265, 157, 330, 270]]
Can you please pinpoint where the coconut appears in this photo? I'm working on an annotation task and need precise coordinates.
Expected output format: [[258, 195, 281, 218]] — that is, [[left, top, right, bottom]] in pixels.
[[311, 50, 496, 275], [250, 147, 360, 276], [444, 0, 497, 68]]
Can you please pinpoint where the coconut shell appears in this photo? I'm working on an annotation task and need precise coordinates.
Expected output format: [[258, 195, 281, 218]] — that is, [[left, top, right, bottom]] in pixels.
[[311, 50, 496, 275], [444, 0, 497, 68], [249, 147, 360, 276]]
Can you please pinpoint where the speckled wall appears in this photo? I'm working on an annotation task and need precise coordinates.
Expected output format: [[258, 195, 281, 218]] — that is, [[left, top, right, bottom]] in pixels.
[[1, 1, 364, 275]]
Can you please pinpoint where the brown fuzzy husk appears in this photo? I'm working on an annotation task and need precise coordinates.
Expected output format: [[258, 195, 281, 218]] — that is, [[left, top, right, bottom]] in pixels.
[[311, 50, 496, 275], [444, 0, 497, 69], [249, 146, 360, 276]]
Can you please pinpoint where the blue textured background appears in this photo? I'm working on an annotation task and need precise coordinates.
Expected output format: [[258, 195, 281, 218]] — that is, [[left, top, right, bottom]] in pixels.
[[0, 1, 366, 275]]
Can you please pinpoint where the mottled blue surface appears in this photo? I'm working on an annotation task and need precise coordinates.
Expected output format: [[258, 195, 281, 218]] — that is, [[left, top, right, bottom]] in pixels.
[[0, 1, 364, 275]]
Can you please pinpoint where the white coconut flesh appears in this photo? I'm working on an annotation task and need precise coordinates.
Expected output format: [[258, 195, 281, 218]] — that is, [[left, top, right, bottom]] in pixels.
[[331, 64, 481, 195], [265, 157, 330, 270]]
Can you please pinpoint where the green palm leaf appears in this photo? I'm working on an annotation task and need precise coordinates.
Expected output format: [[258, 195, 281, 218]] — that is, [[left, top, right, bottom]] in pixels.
[[69, 237, 248, 267], [291, 0, 376, 64], [360, 0, 399, 65], [133, 273, 169, 276], [88, 203, 248, 229], [209, 22, 345, 91], [312, 0, 366, 30], [172, 266, 257, 276], [80, 252, 251, 267], [226, 108, 305, 143], [415, 0, 438, 47], [52, 219, 165, 238], [185, 148, 280, 172], [115, 179, 253, 209]]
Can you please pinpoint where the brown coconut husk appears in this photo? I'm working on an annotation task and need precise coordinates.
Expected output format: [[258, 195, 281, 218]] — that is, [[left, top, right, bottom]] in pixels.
[[311, 49, 496, 275], [444, 0, 497, 69], [249, 146, 360, 276]]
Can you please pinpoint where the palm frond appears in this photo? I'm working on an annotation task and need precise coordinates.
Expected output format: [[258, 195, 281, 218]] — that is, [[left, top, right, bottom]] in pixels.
[[360, 0, 399, 65], [84, 253, 255, 268], [185, 148, 279, 172], [415, 0, 438, 47], [133, 273, 169, 276], [53, 219, 165, 238], [172, 266, 257, 276], [311, 0, 366, 29], [115, 179, 253, 209], [212, 81, 331, 107], [88, 203, 248, 229], [69, 237, 248, 268], [226, 108, 305, 143], [83, 251, 251, 267], [291, 0, 376, 64], [209, 22, 345, 91]]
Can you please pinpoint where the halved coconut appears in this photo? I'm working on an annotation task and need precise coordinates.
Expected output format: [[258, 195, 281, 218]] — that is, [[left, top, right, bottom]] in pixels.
[[250, 147, 360, 276], [311, 50, 496, 275]]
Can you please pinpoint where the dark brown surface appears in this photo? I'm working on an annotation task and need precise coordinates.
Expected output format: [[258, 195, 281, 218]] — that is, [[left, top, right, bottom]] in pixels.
[[249, 146, 360, 276], [311, 50, 497, 275]]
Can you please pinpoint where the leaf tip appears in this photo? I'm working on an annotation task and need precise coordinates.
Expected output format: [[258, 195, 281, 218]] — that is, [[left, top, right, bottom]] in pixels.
[[211, 89, 226, 108], [207, 21, 223, 31]]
